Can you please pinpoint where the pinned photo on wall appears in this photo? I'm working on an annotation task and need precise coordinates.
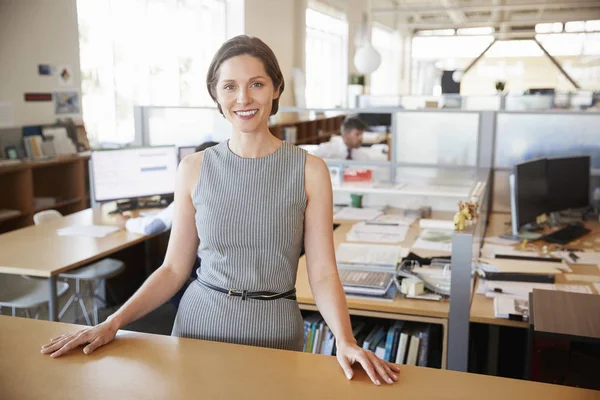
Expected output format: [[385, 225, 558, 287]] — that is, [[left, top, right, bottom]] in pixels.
[[54, 91, 81, 115], [57, 65, 74, 86], [38, 64, 53, 76]]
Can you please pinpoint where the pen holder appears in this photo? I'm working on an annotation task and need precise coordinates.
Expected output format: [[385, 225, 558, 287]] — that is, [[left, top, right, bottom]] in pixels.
[[350, 193, 363, 208]]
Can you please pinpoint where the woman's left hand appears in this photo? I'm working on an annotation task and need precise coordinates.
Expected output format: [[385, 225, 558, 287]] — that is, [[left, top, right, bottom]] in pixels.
[[335, 340, 401, 385]]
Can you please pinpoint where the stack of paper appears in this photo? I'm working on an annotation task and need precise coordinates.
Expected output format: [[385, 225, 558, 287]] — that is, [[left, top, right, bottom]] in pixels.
[[57, 225, 121, 238], [551, 251, 600, 267], [494, 296, 529, 321], [411, 229, 454, 253], [346, 222, 408, 243], [477, 280, 555, 298], [373, 214, 417, 226], [336, 243, 406, 272], [333, 207, 383, 221]]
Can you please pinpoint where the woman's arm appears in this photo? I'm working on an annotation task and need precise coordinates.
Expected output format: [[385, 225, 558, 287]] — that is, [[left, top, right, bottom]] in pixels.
[[42, 153, 202, 357], [303, 154, 400, 385]]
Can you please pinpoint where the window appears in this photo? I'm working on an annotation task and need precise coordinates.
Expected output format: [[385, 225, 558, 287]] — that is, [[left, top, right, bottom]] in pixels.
[[370, 25, 399, 96], [76, 0, 227, 145], [305, 7, 348, 108]]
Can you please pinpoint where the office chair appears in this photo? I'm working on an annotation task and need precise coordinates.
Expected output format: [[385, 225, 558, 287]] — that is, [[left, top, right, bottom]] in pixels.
[[33, 210, 126, 325], [0, 274, 69, 318]]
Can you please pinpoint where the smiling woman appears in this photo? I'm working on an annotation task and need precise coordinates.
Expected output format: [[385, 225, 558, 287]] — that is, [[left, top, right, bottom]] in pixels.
[[41, 35, 400, 387]]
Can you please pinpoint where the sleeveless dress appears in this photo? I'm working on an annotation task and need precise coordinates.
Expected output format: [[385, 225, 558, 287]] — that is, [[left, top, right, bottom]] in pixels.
[[171, 141, 307, 351]]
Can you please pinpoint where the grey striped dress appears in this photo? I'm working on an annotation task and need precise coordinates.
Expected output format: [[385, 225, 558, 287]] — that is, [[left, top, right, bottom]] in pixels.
[[171, 140, 307, 351]]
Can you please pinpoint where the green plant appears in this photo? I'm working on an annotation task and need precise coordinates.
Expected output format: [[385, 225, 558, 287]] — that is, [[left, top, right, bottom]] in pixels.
[[495, 81, 506, 92], [350, 74, 365, 85]]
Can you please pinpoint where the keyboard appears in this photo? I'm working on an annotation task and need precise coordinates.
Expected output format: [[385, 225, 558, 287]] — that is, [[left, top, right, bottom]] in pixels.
[[543, 224, 591, 244]]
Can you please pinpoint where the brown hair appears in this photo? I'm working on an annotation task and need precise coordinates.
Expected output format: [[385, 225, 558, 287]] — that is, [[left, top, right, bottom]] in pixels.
[[206, 35, 284, 116]]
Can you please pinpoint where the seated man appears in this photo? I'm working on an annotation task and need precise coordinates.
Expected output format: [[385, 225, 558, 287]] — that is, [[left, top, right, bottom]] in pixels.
[[313, 115, 370, 161]]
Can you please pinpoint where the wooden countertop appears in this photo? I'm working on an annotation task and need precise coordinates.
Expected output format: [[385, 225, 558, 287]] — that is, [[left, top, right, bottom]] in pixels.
[[2, 316, 598, 400], [0, 208, 156, 277], [295, 218, 452, 320], [470, 212, 600, 328]]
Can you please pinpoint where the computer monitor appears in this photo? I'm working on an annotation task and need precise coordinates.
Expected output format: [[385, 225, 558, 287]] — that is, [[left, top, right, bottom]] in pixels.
[[514, 158, 549, 229], [547, 156, 590, 212], [91, 146, 178, 202], [356, 113, 392, 128], [178, 146, 198, 162]]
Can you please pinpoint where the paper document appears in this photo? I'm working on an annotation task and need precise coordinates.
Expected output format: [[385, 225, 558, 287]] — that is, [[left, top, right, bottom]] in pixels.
[[373, 214, 417, 226], [494, 295, 529, 320], [564, 274, 600, 283], [555, 284, 593, 294], [346, 222, 408, 243], [552, 251, 600, 266], [336, 243, 405, 269], [478, 258, 569, 274], [57, 225, 121, 238], [333, 207, 383, 221], [480, 244, 539, 258], [478, 280, 555, 297], [419, 219, 454, 230], [411, 229, 453, 253], [484, 236, 520, 246]]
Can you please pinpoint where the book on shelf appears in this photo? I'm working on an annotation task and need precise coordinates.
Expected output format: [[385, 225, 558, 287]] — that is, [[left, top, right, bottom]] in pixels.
[[301, 314, 441, 368]]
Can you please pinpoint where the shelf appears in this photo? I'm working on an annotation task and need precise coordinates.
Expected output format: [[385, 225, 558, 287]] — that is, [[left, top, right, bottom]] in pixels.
[[0, 210, 24, 223], [34, 197, 83, 213], [332, 183, 471, 199]]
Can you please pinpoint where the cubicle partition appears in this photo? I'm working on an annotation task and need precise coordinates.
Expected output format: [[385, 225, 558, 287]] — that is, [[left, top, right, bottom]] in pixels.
[[491, 111, 600, 213]]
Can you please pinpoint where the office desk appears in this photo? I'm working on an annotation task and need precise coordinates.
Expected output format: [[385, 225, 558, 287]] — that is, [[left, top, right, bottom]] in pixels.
[[470, 213, 600, 329], [1, 316, 598, 400], [0, 208, 158, 321], [296, 219, 452, 367]]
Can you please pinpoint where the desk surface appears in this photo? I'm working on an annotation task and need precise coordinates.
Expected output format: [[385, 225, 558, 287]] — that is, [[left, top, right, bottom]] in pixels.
[[470, 213, 600, 328], [2, 316, 598, 400], [295, 218, 451, 320], [0, 208, 152, 277]]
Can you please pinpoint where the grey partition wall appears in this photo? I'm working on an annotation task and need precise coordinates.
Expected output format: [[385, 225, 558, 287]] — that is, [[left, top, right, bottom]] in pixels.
[[448, 168, 491, 372]]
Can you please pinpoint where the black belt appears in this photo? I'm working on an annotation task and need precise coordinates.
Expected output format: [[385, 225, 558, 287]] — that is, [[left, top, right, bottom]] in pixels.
[[197, 279, 296, 301]]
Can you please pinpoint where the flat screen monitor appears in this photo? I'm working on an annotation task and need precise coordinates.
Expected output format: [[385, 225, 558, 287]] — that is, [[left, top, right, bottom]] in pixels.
[[356, 113, 392, 128], [546, 156, 590, 212], [92, 146, 177, 202], [178, 146, 198, 162], [514, 158, 549, 228]]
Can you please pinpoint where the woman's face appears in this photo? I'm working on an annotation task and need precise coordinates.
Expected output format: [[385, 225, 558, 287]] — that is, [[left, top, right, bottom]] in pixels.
[[216, 54, 279, 134]]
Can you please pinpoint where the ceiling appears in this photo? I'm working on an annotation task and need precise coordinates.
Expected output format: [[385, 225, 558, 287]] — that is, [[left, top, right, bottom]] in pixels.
[[370, 0, 600, 37]]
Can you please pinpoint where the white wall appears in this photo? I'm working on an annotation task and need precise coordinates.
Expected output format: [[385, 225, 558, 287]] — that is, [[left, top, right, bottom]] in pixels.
[[0, 0, 82, 126], [244, 0, 302, 107]]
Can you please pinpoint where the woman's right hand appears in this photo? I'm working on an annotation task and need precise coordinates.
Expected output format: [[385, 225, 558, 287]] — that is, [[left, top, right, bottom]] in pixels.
[[40, 318, 119, 358]]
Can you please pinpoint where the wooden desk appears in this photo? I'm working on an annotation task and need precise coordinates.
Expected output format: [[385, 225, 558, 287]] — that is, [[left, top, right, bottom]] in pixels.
[[296, 218, 452, 368], [470, 213, 600, 328], [0, 208, 156, 321], [2, 316, 598, 400]]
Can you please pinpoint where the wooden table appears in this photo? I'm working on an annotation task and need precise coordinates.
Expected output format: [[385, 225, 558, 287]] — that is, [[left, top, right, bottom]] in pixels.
[[470, 212, 600, 329], [295, 217, 453, 368], [2, 316, 598, 400], [0, 208, 157, 321]]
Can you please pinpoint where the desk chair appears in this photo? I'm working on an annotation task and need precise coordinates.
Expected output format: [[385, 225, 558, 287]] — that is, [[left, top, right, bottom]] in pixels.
[[33, 210, 126, 325], [0, 274, 69, 318]]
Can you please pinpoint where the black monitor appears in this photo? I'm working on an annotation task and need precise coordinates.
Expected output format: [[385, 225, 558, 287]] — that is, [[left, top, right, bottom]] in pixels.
[[547, 156, 590, 212], [357, 113, 391, 128], [514, 158, 549, 228]]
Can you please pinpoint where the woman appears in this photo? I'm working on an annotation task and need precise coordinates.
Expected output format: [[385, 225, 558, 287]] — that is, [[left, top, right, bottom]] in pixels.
[[41, 35, 400, 386]]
